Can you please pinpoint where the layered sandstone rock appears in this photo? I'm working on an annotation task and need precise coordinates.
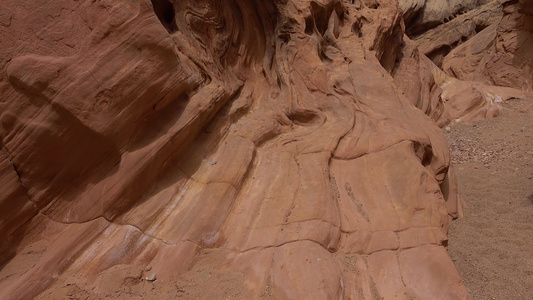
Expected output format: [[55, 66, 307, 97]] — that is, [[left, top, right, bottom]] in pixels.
[[0, 0, 528, 299], [394, 36, 527, 125], [400, 0, 492, 36], [399, 0, 531, 123], [410, 0, 503, 67], [441, 0, 533, 91]]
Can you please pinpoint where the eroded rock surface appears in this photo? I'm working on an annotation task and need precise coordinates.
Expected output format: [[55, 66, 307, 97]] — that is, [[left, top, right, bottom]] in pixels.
[[0, 0, 530, 299], [411, 0, 503, 67], [400, 0, 493, 36], [444, 0, 533, 92]]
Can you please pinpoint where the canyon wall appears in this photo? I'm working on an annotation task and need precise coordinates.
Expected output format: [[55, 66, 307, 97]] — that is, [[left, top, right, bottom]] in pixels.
[[0, 0, 530, 298]]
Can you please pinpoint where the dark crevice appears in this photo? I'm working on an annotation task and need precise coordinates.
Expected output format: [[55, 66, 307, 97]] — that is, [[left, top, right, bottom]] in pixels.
[[310, 2, 328, 36], [352, 19, 363, 37], [305, 16, 314, 35], [412, 142, 434, 167], [150, 0, 177, 33], [287, 109, 320, 126], [475, 23, 489, 33], [334, 1, 345, 24], [407, 20, 443, 39], [2, 145, 33, 203], [305, 1, 346, 37], [425, 41, 458, 67], [403, 7, 424, 38]]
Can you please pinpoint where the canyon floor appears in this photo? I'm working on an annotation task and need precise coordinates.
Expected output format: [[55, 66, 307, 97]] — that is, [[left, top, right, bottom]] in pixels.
[[447, 97, 533, 300]]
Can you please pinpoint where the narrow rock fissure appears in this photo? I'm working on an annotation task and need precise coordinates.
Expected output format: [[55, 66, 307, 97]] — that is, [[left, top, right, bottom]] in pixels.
[[2, 145, 34, 204], [150, 0, 177, 33]]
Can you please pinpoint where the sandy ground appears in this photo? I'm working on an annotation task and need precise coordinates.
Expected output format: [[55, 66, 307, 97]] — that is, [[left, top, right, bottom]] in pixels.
[[447, 98, 533, 300], [33, 249, 249, 299]]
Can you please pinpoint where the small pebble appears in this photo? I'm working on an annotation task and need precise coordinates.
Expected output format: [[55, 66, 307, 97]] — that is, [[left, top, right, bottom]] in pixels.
[[145, 274, 157, 282]]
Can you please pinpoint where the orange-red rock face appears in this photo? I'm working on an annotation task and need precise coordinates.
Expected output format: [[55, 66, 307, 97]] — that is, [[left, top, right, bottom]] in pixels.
[[431, 0, 533, 92], [398, 0, 531, 124], [0, 0, 528, 299]]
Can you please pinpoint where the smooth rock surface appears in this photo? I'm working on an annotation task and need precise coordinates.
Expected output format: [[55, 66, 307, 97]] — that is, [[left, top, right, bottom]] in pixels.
[[0, 0, 529, 299]]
